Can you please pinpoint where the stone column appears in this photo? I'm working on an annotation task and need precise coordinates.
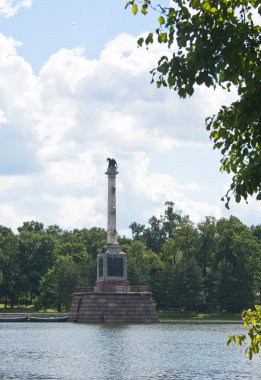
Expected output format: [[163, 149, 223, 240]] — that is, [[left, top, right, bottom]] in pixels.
[[95, 159, 129, 292], [105, 165, 118, 244]]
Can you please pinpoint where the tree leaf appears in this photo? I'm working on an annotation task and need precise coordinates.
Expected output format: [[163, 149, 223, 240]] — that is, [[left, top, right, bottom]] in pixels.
[[141, 4, 148, 15], [137, 37, 144, 47], [158, 16, 166, 25], [159, 32, 168, 43], [132, 4, 138, 15]]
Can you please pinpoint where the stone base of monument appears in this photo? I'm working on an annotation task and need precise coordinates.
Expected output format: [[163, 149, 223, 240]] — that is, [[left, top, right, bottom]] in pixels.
[[69, 288, 159, 323], [95, 279, 129, 293]]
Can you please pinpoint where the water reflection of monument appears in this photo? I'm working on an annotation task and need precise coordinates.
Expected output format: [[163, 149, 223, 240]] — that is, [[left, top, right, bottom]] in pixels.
[[70, 159, 158, 323]]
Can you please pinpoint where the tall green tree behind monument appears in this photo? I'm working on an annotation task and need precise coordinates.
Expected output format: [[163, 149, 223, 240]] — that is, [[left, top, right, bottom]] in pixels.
[[38, 256, 80, 311]]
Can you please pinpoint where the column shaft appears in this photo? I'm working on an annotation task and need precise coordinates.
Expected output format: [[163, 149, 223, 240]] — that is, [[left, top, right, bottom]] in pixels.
[[107, 173, 117, 244]]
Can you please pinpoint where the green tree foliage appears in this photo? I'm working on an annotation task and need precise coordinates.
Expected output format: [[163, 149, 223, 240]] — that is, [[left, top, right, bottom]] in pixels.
[[161, 238, 180, 263], [211, 217, 260, 311], [126, 0, 261, 206], [251, 224, 261, 241], [37, 256, 80, 311], [174, 217, 200, 261], [0, 202, 260, 317], [130, 201, 185, 253], [197, 217, 217, 276], [162, 201, 182, 238], [76, 253, 97, 288], [73, 227, 106, 258], [18, 223, 56, 301], [127, 241, 151, 285], [128, 202, 261, 313], [216, 260, 238, 311], [54, 234, 88, 262], [0, 226, 19, 307], [0, 223, 107, 307], [144, 215, 167, 253], [159, 258, 203, 310], [17, 221, 45, 233], [228, 305, 261, 359]]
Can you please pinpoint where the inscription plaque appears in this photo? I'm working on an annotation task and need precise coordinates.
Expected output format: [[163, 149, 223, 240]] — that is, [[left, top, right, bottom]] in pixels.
[[107, 257, 124, 277]]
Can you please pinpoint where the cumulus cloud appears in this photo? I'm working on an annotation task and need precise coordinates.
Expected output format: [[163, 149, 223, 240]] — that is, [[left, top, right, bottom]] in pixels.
[[121, 153, 223, 224], [0, 32, 258, 232], [0, 0, 32, 17], [0, 34, 40, 174]]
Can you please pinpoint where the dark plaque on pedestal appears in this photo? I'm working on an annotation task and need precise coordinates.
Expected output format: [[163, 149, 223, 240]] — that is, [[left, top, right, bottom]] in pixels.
[[99, 258, 103, 277], [107, 257, 124, 277]]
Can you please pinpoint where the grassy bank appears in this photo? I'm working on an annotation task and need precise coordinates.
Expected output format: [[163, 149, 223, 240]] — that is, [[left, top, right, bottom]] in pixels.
[[159, 310, 241, 321], [0, 304, 56, 313], [0, 304, 241, 321]]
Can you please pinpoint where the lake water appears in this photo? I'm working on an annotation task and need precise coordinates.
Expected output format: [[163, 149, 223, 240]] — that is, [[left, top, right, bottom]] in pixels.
[[0, 322, 260, 379]]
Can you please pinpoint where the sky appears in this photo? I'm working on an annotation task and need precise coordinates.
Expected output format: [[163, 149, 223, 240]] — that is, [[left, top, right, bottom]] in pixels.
[[0, 0, 260, 236]]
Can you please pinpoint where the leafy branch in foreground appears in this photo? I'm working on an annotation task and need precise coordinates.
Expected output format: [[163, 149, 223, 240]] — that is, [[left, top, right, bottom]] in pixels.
[[125, 0, 261, 207], [228, 305, 261, 359]]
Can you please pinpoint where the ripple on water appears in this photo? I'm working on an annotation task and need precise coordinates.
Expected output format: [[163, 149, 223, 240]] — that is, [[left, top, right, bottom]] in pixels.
[[0, 322, 259, 380]]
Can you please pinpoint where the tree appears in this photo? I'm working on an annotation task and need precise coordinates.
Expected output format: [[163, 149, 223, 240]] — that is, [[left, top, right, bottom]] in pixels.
[[179, 258, 204, 310], [145, 250, 163, 304], [196, 217, 217, 276], [17, 223, 56, 301], [37, 256, 80, 311], [72, 227, 106, 259], [76, 253, 97, 288], [251, 224, 261, 242], [144, 215, 167, 253], [159, 258, 203, 310], [0, 226, 19, 307], [130, 216, 166, 253], [129, 202, 185, 253], [129, 221, 146, 240], [161, 238, 180, 263], [17, 221, 45, 233], [162, 201, 182, 238], [126, 241, 152, 286], [213, 217, 259, 311], [214, 216, 249, 267], [126, 0, 261, 206], [216, 259, 238, 311], [174, 217, 200, 261]]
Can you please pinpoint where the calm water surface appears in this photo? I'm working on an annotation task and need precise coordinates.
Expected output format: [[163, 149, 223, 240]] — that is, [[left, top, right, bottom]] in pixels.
[[0, 322, 260, 379]]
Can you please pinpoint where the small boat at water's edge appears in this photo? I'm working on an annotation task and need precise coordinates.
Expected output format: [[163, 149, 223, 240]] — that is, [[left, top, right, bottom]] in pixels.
[[0, 316, 27, 322], [29, 316, 68, 322]]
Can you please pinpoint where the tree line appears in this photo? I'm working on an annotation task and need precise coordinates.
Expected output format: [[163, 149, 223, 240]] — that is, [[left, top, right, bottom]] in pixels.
[[0, 202, 260, 312]]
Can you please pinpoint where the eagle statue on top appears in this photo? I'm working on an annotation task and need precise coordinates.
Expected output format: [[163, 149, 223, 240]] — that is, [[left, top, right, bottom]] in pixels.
[[107, 158, 117, 168]]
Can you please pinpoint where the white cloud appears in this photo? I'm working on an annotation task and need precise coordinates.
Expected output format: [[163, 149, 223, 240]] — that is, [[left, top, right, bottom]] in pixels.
[[0, 34, 39, 175], [51, 195, 105, 230], [0, 204, 33, 230], [0, 175, 31, 192], [122, 154, 223, 224], [0, 0, 32, 17], [0, 109, 8, 124], [0, 32, 259, 232], [226, 197, 261, 226], [45, 154, 98, 188]]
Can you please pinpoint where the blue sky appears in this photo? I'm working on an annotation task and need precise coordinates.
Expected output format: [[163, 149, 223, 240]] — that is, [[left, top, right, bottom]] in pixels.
[[0, 0, 260, 235]]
